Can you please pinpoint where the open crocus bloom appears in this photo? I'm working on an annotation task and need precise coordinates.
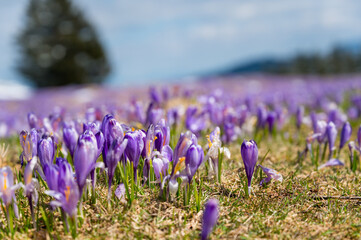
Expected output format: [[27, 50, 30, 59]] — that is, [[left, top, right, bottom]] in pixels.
[[24, 158, 39, 204], [205, 127, 231, 177], [0, 167, 23, 217], [318, 158, 344, 170], [258, 165, 283, 186], [45, 160, 80, 217]]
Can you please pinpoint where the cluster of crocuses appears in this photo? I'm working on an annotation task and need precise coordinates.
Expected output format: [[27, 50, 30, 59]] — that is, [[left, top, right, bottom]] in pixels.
[[0, 78, 360, 238], [304, 110, 361, 170], [1, 107, 235, 236]]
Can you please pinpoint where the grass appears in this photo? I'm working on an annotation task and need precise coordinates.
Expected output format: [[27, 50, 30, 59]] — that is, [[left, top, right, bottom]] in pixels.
[[0, 107, 361, 239]]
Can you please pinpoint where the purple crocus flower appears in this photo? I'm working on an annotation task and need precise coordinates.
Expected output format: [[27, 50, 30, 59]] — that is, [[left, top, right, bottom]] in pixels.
[[240, 140, 258, 194], [222, 122, 237, 144], [73, 130, 98, 193], [20, 130, 33, 164], [46, 160, 80, 217], [296, 105, 304, 129], [256, 105, 267, 129], [258, 165, 283, 186], [142, 125, 159, 182], [143, 125, 156, 161], [84, 122, 105, 157], [101, 114, 115, 166], [266, 111, 276, 133], [28, 112, 39, 129], [24, 159, 38, 201], [184, 144, 204, 183], [124, 130, 145, 181], [63, 123, 79, 158], [38, 135, 55, 167], [339, 121, 352, 150], [29, 129, 39, 157], [24, 159, 38, 228], [201, 199, 219, 240], [326, 121, 337, 154], [150, 86, 162, 104], [105, 137, 128, 198], [43, 163, 60, 191], [205, 127, 231, 177], [172, 131, 197, 176], [167, 108, 180, 127], [185, 106, 206, 135], [152, 157, 170, 180], [0, 167, 22, 218], [154, 119, 170, 152], [316, 120, 327, 143], [318, 158, 344, 169]]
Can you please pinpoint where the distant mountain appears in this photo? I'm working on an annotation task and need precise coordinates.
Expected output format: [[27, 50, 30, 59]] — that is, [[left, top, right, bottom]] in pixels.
[[219, 59, 285, 75], [218, 41, 361, 76]]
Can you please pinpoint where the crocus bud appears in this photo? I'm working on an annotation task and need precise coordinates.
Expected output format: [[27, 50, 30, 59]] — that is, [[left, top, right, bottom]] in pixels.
[[73, 131, 98, 193], [201, 199, 219, 240], [339, 121, 352, 150], [154, 119, 170, 152], [148, 108, 164, 126], [326, 122, 337, 153], [168, 178, 178, 200], [101, 114, 115, 165], [28, 113, 38, 129], [63, 124, 78, 158], [150, 86, 162, 104], [185, 144, 204, 183], [83, 122, 101, 135], [316, 120, 327, 143], [266, 111, 276, 133], [124, 130, 145, 180], [241, 140, 258, 193], [20, 130, 33, 162], [349, 141, 355, 164], [43, 164, 59, 191], [296, 106, 304, 129], [106, 137, 128, 192], [152, 157, 169, 180], [167, 108, 179, 126], [256, 105, 267, 129], [144, 125, 156, 160], [172, 131, 196, 176], [38, 135, 55, 167], [29, 129, 39, 158]]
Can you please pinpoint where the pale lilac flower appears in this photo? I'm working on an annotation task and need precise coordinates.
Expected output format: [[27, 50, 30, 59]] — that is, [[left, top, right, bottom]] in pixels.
[[318, 158, 344, 170], [258, 165, 283, 186]]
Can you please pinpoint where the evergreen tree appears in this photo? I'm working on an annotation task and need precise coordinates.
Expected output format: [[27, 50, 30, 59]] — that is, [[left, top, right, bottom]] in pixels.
[[17, 0, 110, 87]]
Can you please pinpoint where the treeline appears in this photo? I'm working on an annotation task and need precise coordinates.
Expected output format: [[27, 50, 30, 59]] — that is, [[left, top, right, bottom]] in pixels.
[[221, 45, 361, 76], [273, 47, 361, 74]]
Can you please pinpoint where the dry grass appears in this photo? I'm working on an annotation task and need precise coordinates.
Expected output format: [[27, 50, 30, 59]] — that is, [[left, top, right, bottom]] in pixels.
[[1, 117, 361, 239]]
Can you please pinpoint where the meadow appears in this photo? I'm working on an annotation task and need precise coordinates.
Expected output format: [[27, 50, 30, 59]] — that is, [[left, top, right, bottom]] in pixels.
[[0, 76, 361, 239]]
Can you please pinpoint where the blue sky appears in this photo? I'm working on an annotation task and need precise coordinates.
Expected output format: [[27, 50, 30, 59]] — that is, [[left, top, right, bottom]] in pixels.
[[1, 0, 361, 87]]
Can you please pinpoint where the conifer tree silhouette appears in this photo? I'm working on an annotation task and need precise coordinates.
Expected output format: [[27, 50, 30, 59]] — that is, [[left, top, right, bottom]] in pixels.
[[17, 0, 110, 87]]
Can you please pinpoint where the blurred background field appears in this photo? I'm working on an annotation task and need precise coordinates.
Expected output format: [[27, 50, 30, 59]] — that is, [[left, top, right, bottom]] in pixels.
[[1, 0, 361, 90]]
